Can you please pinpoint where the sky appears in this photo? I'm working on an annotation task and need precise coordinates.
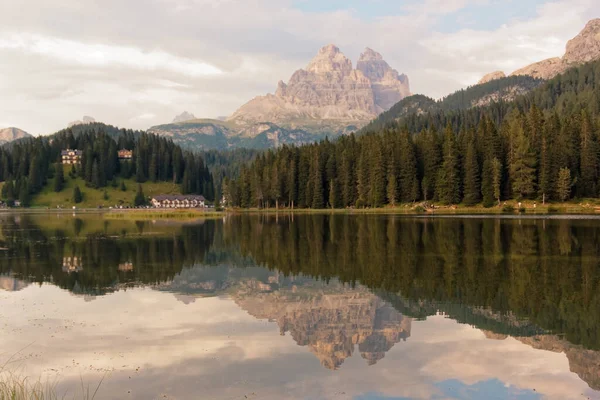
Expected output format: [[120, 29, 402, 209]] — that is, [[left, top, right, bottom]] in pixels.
[[0, 0, 599, 135]]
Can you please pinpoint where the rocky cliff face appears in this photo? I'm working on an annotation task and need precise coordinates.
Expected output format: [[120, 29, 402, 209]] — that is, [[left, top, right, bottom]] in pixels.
[[480, 19, 600, 82], [0, 127, 31, 144], [510, 57, 565, 80], [229, 44, 410, 129]]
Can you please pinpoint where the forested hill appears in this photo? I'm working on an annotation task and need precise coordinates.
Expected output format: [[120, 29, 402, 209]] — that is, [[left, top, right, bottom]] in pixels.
[[0, 123, 214, 206], [360, 75, 543, 134], [225, 59, 600, 208]]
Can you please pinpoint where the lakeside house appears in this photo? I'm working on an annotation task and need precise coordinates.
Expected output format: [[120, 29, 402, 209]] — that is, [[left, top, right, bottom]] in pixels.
[[118, 149, 133, 160], [151, 195, 206, 208], [61, 149, 83, 164]]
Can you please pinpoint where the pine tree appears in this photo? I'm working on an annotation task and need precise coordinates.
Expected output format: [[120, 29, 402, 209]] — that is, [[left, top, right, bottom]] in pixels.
[[491, 158, 502, 206], [578, 111, 598, 197], [386, 158, 399, 206], [92, 160, 100, 188], [436, 124, 461, 204], [557, 167, 572, 202], [134, 184, 146, 206], [328, 179, 339, 209], [509, 116, 537, 199], [481, 159, 494, 207], [463, 136, 480, 205], [356, 147, 369, 208], [369, 138, 386, 207], [72, 185, 83, 204], [538, 122, 554, 204], [398, 131, 419, 203], [135, 151, 146, 183], [311, 152, 324, 209], [120, 181, 127, 191], [54, 163, 64, 192], [18, 179, 30, 207], [103, 189, 109, 201]]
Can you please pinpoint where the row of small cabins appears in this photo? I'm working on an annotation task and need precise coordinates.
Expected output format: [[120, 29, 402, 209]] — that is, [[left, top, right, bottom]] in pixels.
[[61, 149, 133, 164], [150, 195, 206, 208]]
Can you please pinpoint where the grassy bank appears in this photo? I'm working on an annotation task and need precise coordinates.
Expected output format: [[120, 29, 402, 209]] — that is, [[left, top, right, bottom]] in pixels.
[[105, 209, 225, 220], [30, 166, 181, 209]]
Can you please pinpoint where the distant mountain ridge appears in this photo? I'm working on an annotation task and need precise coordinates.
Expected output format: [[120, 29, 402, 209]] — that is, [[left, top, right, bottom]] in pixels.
[[0, 127, 31, 144]]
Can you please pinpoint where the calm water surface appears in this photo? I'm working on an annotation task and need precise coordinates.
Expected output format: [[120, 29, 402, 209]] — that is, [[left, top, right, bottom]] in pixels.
[[0, 213, 599, 400]]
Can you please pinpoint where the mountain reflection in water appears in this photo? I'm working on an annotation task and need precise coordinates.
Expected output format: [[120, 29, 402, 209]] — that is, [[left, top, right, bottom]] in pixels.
[[0, 213, 599, 399]]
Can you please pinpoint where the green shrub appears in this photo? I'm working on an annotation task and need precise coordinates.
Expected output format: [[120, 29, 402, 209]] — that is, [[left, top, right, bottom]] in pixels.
[[518, 207, 526, 213], [502, 204, 514, 213], [548, 206, 559, 213], [414, 205, 425, 213]]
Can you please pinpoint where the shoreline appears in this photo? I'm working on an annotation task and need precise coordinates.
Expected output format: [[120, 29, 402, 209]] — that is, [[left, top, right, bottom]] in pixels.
[[2, 203, 600, 218]]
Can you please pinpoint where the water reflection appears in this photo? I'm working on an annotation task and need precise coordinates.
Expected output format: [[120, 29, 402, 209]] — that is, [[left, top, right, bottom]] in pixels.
[[1, 214, 599, 399]]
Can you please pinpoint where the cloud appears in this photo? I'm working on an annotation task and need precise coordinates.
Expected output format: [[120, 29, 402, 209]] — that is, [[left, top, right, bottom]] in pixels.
[[0, 0, 599, 134], [0, 33, 223, 77]]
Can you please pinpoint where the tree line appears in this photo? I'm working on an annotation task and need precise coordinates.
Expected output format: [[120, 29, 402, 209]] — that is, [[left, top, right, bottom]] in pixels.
[[225, 59, 600, 208], [0, 124, 214, 206]]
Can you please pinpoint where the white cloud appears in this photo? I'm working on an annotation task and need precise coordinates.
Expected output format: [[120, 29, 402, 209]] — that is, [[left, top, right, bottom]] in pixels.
[[0, 33, 223, 77]]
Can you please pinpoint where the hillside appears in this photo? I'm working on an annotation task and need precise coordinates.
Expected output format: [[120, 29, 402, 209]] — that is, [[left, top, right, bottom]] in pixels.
[[361, 74, 542, 134], [31, 167, 182, 208], [0, 123, 214, 207]]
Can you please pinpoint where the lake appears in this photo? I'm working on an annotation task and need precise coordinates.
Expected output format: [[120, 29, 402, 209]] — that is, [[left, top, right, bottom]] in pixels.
[[0, 213, 599, 399]]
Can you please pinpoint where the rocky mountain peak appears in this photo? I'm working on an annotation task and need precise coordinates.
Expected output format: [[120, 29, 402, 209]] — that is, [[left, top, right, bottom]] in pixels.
[[0, 127, 31, 144], [173, 111, 196, 123], [564, 18, 600, 64], [481, 19, 600, 82], [306, 44, 353, 74], [478, 71, 507, 85], [228, 44, 410, 129], [359, 47, 383, 62]]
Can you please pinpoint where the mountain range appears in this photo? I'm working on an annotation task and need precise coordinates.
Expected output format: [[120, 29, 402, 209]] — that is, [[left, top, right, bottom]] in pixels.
[[149, 45, 410, 150]]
